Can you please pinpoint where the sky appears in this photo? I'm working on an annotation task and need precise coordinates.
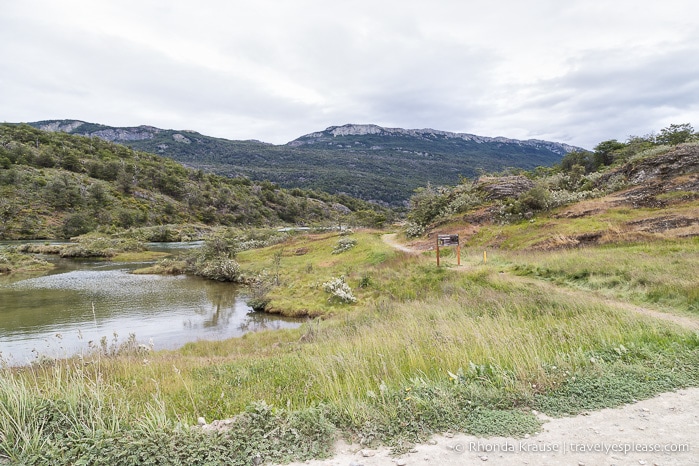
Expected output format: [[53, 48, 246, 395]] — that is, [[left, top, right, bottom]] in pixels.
[[2, 0, 699, 150]]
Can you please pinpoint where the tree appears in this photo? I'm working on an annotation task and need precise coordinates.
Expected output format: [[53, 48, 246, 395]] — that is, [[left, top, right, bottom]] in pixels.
[[60, 150, 82, 172], [45, 174, 82, 210], [560, 150, 595, 173], [408, 183, 450, 226], [656, 123, 695, 146], [593, 139, 626, 168], [62, 212, 95, 238]]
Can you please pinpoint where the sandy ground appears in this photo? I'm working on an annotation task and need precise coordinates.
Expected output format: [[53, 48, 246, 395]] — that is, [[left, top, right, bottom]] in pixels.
[[274, 388, 699, 466]]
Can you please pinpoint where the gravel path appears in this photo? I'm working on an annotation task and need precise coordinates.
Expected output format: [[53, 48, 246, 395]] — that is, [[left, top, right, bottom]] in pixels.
[[381, 233, 423, 254], [275, 388, 699, 466]]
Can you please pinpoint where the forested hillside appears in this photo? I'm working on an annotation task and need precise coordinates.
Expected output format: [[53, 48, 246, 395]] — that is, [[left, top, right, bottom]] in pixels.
[[29, 121, 582, 205], [0, 124, 386, 239]]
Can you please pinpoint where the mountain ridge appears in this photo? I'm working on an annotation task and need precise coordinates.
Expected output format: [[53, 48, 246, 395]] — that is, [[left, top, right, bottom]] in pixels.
[[292, 123, 582, 154], [27, 120, 584, 205]]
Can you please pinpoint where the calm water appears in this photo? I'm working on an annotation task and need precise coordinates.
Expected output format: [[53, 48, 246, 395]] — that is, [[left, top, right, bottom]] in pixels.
[[0, 243, 300, 365]]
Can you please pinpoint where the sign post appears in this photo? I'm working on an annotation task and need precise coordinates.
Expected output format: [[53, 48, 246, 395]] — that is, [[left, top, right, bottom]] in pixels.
[[436, 234, 460, 266]]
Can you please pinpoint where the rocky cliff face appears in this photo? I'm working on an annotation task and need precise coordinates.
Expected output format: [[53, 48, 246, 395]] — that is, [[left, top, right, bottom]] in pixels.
[[291, 124, 582, 155], [36, 120, 85, 133], [33, 120, 161, 142]]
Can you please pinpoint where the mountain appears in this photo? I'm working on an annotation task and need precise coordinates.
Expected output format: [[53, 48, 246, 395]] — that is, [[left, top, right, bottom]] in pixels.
[[0, 124, 387, 239], [28, 120, 584, 205]]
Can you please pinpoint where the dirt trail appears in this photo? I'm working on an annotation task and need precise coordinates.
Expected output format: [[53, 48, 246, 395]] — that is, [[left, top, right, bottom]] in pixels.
[[516, 275, 699, 331], [382, 234, 699, 332], [276, 387, 699, 465], [381, 233, 423, 254]]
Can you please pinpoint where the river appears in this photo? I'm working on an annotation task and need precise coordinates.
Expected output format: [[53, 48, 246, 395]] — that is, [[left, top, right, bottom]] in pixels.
[[0, 242, 301, 366]]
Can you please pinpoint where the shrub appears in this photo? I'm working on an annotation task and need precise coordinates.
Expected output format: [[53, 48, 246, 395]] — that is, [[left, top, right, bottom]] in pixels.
[[246, 272, 273, 311], [322, 276, 357, 303], [193, 257, 241, 282], [405, 222, 426, 238], [332, 237, 357, 254], [62, 212, 95, 238], [408, 184, 450, 227]]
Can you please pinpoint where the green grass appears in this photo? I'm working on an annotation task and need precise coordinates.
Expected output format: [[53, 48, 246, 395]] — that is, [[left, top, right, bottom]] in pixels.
[[2, 231, 699, 464], [235, 230, 401, 316], [0, 249, 54, 274], [466, 200, 699, 250], [503, 239, 699, 314]]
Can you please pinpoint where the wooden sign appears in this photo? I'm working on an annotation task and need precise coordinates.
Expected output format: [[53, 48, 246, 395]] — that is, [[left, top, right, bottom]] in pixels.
[[437, 234, 459, 246], [436, 234, 460, 266]]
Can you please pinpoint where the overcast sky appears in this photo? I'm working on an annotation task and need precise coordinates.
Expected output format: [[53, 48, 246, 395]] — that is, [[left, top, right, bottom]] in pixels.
[[2, 0, 699, 149]]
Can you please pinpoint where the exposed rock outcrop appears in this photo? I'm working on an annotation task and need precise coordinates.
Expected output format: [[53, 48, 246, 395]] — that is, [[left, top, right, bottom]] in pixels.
[[597, 144, 699, 187], [292, 123, 582, 155], [476, 175, 535, 200]]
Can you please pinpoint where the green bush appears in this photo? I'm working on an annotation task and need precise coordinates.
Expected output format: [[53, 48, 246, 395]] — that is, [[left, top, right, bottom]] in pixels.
[[62, 213, 96, 238], [192, 257, 241, 282]]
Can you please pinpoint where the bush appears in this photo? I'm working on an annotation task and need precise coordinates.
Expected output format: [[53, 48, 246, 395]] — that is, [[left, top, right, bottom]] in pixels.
[[332, 237, 357, 254], [408, 184, 450, 227], [246, 272, 273, 312], [322, 276, 357, 303], [193, 257, 241, 282], [405, 222, 426, 238], [62, 213, 95, 238]]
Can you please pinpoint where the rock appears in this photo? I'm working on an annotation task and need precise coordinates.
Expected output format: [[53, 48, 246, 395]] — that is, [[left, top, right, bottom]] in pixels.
[[477, 175, 535, 200], [427, 439, 437, 445], [197, 417, 206, 426], [394, 460, 407, 466], [172, 133, 191, 144], [360, 450, 376, 457], [444, 432, 454, 438]]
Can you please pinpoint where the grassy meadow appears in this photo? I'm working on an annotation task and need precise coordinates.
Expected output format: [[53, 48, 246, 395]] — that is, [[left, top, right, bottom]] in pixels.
[[2, 229, 699, 465]]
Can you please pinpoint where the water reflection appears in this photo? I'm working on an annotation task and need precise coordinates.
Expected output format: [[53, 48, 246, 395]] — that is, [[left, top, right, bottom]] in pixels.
[[0, 243, 300, 365]]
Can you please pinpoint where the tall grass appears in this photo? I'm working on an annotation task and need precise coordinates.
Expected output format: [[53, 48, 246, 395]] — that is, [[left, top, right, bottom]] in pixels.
[[504, 239, 699, 314], [2, 232, 698, 463], [0, 361, 127, 461]]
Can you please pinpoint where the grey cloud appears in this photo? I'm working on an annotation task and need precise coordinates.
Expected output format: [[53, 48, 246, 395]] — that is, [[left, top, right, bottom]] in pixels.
[[2, 1, 699, 148]]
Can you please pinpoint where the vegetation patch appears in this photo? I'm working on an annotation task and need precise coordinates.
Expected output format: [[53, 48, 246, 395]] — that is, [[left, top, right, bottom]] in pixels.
[[0, 124, 389, 240], [505, 239, 699, 314], [18, 235, 146, 258], [0, 248, 53, 274]]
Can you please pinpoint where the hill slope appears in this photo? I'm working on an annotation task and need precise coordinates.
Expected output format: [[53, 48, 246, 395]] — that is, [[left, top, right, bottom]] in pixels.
[[404, 143, 699, 251], [0, 124, 385, 239], [28, 120, 583, 205]]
